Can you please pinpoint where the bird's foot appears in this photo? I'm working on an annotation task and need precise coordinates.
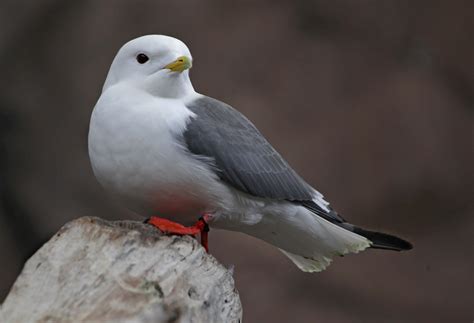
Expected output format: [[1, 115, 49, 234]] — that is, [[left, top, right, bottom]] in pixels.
[[145, 215, 210, 252], [199, 215, 210, 253]]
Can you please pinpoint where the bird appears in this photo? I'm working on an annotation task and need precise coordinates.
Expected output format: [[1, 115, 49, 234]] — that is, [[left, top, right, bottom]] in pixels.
[[88, 35, 412, 272]]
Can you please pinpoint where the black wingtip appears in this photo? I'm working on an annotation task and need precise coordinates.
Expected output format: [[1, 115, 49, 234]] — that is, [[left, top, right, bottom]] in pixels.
[[352, 226, 413, 251]]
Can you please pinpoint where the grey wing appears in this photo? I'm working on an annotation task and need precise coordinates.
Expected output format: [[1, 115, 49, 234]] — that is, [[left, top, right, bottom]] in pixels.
[[183, 96, 345, 223], [183, 96, 315, 201]]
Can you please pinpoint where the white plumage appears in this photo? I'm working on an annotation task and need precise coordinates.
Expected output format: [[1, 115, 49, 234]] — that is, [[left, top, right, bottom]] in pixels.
[[89, 35, 379, 272]]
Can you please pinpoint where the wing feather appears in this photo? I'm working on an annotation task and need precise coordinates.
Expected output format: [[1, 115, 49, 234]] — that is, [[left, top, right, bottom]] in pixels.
[[183, 95, 348, 225], [183, 96, 314, 201]]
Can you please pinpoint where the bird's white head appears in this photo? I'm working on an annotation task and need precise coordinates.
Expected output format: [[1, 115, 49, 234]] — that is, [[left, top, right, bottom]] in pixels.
[[103, 35, 194, 98]]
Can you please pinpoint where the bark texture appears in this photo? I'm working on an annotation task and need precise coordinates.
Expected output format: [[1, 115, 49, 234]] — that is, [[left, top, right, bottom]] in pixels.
[[0, 217, 242, 323]]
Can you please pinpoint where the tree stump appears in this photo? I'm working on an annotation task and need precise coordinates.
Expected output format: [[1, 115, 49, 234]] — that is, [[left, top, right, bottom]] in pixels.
[[0, 217, 242, 323]]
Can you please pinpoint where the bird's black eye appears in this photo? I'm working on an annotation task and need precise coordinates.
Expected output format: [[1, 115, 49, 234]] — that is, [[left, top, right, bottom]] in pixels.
[[136, 53, 149, 64]]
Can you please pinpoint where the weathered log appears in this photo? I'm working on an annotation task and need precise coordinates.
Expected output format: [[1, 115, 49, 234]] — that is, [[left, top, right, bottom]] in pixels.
[[0, 217, 242, 323]]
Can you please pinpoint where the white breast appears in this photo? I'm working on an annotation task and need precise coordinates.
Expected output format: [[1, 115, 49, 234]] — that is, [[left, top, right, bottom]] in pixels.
[[88, 84, 230, 224]]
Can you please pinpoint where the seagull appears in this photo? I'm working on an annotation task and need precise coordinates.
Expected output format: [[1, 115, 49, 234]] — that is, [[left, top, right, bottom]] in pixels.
[[88, 35, 412, 272]]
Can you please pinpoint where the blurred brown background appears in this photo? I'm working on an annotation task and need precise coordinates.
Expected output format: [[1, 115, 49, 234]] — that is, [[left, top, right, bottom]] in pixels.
[[1, 1, 473, 322]]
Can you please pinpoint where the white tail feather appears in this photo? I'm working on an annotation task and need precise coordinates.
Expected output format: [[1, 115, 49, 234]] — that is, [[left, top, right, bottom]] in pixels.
[[279, 216, 371, 272], [279, 249, 333, 272]]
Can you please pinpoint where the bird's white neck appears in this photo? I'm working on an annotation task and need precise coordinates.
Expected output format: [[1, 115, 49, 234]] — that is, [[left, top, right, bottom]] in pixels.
[[142, 70, 195, 99]]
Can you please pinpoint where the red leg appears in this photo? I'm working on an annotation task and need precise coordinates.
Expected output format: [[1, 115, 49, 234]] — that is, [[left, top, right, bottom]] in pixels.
[[200, 219, 210, 252], [147, 217, 202, 235], [146, 216, 210, 252], [200, 213, 211, 252]]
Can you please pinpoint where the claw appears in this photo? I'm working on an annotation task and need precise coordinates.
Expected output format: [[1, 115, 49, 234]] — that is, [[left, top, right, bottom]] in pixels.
[[146, 215, 210, 252]]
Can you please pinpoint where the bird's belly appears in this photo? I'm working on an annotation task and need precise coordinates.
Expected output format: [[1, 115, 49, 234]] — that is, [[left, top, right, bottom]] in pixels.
[[91, 140, 219, 224], [88, 97, 225, 225]]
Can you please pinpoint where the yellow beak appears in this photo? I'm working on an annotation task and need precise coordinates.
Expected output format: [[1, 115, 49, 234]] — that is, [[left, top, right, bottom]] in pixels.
[[164, 56, 192, 73]]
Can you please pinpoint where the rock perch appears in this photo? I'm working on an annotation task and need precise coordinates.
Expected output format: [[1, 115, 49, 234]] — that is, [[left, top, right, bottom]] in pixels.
[[0, 217, 242, 323]]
